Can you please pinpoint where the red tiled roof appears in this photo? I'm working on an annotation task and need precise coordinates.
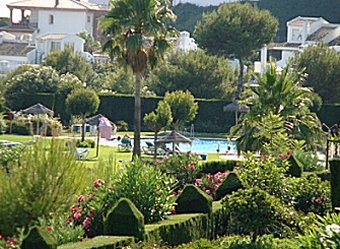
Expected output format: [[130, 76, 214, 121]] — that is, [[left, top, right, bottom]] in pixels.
[[0, 42, 34, 56]]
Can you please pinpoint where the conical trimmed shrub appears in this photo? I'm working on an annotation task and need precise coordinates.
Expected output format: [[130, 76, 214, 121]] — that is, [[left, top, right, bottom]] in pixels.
[[104, 198, 144, 241], [214, 172, 243, 200], [175, 184, 212, 214]]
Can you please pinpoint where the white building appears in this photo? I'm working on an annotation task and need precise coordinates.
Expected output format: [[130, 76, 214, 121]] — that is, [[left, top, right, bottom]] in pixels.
[[172, 31, 198, 53], [0, 0, 109, 71], [257, 16, 340, 74]]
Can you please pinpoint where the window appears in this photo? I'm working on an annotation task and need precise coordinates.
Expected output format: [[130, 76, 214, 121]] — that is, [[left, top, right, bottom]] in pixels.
[[49, 14, 54, 24], [51, 41, 61, 51], [87, 15, 91, 23], [291, 28, 300, 41], [65, 42, 75, 51]]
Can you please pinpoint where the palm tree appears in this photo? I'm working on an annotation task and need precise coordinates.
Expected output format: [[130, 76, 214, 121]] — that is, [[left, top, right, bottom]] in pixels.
[[231, 63, 322, 153], [101, 0, 176, 158]]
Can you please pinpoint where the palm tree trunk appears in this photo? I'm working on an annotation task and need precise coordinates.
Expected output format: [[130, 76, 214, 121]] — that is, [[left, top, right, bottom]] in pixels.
[[235, 58, 244, 100], [133, 72, 142, 159]]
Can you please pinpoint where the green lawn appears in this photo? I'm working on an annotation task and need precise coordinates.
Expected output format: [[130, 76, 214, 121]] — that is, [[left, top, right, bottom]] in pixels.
[[0, 134, 223, 165]]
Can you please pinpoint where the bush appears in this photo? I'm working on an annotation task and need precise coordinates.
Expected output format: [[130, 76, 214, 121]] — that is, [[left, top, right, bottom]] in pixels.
[[76, 139, 95, 148], [156, 153, 200, 189], [287, 155, 303, 177], [175, 184, 212, 214], [22, 227, 57, 249], [293, 149, 323, 172], [194, 171, 228, 198], [104, 198, 145, 241], [199, 160, 237, 175], [215, 172, 243, 201], [0, 140, 88, 235], [0, 143, 24, 173], [6, 119, 31, 135], [114, 158, 176, 224], [330, 159, 340, 208], [223, 187, 300, 241], [116, 120, 129, 131]]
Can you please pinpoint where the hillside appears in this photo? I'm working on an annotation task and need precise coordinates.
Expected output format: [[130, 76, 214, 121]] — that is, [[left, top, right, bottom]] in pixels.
[[172, 0, 340, 42]]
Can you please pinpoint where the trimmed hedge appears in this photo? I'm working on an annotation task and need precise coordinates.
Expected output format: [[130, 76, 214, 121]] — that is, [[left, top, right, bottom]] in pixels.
[[330, 159, 340, 209], [214, 172, 243, 201], [176, 184, 212, 214], [145, 213, 209, 246], [104, 198, 145, 241], [199, 160, 237, 175], [22, 227, 57, 249], [58, 236, 134, 249], [287, 155, 303, 177], [21, 93, 340, 132]]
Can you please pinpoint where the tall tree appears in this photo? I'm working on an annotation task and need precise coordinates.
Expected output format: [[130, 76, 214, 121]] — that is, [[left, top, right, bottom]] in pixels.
[[66, 88, 100, 142], [292, 43, 340, 104], [194, 3, 278, 100], [101, 0, 176, 158]]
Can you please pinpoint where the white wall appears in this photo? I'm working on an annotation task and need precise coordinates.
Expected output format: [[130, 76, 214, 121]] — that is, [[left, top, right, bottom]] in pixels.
[[38, 10, 91, 36]]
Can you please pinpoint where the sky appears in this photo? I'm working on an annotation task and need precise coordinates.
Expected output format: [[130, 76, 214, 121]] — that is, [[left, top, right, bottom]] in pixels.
[[0, 0, 12, 18]]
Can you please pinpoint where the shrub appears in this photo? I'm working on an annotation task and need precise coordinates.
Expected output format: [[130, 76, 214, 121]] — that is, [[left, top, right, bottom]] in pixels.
[[104, 198, 145, 241], [0, 144, 24, 173], [199, 160, 237, 175], [175, 184, 212, 214], [156, 153, 200, 189], [215, 172, 243, 201], [0, 140, 88, 235], [293, 149, 323, 172], [21, 227, 57, 249], [194, 171, 228, 198], [287, 155, 303, 177], [223, 187, 300, 242], [6, 119, 31, 135], [116, 120, 129, 131], [330, 159, 340, 208], [114, 158, 176, 224], [76, 139, 95, 148]]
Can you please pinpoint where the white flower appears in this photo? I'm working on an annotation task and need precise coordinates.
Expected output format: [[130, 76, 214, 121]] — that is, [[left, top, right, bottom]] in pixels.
[[325, 224, 340, 237]]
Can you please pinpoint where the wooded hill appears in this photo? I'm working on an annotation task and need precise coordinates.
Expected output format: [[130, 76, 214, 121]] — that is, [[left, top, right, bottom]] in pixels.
[[172, 0, 340, 42]]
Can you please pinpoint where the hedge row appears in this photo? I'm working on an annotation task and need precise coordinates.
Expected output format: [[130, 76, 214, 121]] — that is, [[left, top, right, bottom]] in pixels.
[[58, 236, 134, 249], [20, 94, 340, 133]]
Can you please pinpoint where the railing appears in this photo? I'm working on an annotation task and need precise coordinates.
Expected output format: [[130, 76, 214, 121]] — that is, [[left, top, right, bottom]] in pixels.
[[10, 22, 38, 29]]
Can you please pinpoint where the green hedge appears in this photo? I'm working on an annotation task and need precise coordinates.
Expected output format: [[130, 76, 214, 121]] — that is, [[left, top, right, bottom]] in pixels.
[[214, 172, 243, 201], [21, 94, 340, 132], [199, 160, 237, 175], [22, 227, 57, 249], [58, 236, 134, 249], [330, 159, 340, 209]]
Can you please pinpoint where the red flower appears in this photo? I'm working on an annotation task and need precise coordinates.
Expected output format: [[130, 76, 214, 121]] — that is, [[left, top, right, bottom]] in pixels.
[[83, 217, 91, 230], [73, 212, 82, 220], [47, 226, 53, 232], [93, 179, 102, 188], [88, 209, 95, 217], [77, 195, 85, 203], [315, 198, 322, 205], [70, 204, 80, 213], [195, 179, 202, 185]]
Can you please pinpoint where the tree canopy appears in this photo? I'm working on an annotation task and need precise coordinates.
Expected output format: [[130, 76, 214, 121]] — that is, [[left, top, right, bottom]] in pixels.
[[292, 44, 340, 104], [147, 50, 236, 99], [194, 3, 278, 99]]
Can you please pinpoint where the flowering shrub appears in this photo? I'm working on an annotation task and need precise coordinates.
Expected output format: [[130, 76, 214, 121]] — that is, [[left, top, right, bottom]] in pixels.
[[0, 144, 23, 173], [67, 179, 117, 237], [194, 171, 228, 197], [0, 234, 20, 249], [156, 153, 200, 189]]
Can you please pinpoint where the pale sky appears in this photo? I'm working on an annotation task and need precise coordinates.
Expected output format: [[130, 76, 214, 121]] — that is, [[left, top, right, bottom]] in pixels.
[[0, 0, 11, 18]]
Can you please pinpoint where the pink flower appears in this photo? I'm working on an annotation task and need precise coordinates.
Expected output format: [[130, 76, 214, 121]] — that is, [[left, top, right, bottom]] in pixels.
[[88, 209, 95, 217], [205, 189, 211, 194], [77, 195, 85, 203], [47, 226, 53, 232], [278, 154, 285, 159], [171, 207, 176, 215], [70, 204, 80, 213], [315, 198, 322, 205], [93, 179, 102, 188], [0, 235, 2, 240], [195, 179, 202, 185], [83, 217, 91, 230], [73, 212, 82, 220], [163, 156, 169, 161]]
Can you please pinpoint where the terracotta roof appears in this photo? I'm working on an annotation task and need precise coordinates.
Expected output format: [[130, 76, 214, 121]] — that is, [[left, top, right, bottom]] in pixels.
[[307, 27, 336, 41], [288, 17, 320, 27], [0, 42, 34, 56], [38, 34, 66, 40], [329, 36, 340, 46], [7, 0, 108, 11], [268, 42, 301, 49]]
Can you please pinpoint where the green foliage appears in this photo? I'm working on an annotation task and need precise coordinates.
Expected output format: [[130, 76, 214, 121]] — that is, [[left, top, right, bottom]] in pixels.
[[43, 45, 94, 82], [0, 143, 24, 172], [77, 32, 101, 54], [75, 139, 95, 148], [114, 158, 176, 224], [66, 88, 100, 118], [104, 198, 145, 241], [0, 140, 88, 235], [175, 184, 212, 214], [199, 160, 237, 175], [58, 73, 83, 97], [223, 187, 299, 241], [22, 227, 57, 249], [195, 3, 278, 59], [147, 50, 236, 99], [215, 172, 243, 201], [330, 159, 340, 208], [4, 65, 60, 110], [164, 90, 198, 130], [293, 149, 323, 172], [144, 100, 172, 133], [292, 44, 340, 104], [116, 120, 129, 131]]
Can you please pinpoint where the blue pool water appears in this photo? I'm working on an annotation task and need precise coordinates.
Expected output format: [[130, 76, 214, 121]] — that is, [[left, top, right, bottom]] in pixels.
[[112, 137, 236, 153]]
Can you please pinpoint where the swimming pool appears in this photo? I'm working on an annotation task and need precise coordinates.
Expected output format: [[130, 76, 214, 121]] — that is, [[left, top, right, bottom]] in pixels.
[[111, 137, 236, 153]]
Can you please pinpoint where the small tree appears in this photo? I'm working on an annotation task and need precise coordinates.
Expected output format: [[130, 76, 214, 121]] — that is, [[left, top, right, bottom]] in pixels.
[[66, 89, 100, 141], [144, 100, 172, 158], [164, 90, 198, 131]]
